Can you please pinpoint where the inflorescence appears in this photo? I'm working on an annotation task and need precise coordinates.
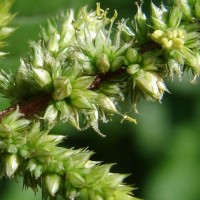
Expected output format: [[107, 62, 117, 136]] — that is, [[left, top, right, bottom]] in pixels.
[[0, 0, 200, 199]]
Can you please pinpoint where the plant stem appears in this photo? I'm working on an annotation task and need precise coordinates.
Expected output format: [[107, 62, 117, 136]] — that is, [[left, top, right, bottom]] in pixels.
[[0, 94, 52, 120]]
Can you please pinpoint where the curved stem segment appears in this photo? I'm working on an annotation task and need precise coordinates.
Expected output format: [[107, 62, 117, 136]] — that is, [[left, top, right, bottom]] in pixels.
[[0, 94, 52, 121]]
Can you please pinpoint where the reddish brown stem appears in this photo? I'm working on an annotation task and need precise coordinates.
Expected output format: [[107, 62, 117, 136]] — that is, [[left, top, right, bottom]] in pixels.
[[0, 94, 52, 121]]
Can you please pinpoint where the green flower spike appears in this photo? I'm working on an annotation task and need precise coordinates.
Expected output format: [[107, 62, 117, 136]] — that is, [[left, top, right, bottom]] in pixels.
[[12, 3, 136, 134], [75, 3, 132, 73], [0, 110, 139, 200]]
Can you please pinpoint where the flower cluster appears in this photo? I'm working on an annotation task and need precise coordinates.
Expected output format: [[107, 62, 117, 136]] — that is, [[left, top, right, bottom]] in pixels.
[[0, 109, 138, 200], [12, 3, 136, 134], [1, 0, 200, 199]]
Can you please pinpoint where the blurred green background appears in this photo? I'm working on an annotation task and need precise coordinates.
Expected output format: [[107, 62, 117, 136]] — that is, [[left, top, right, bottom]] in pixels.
[[1, 0, 200, 200]]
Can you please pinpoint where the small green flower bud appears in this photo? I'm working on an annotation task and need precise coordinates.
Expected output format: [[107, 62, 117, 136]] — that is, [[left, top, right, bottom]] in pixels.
[[142, 57, 156, 70], [70, 96, 94, 109], [72, 76, 95, 89], [134, 3, 148, 43], [30, 42, 44, 68], [151, 3, 167, 30], [68, 172, 85, 188], [64, 61, 82, 80], [27, 158, 37, 172], [4, 154, 20, 178], [55, 100, 80, 129], [127, 64, 140, 75], [45, 174, 61, 196], [194, 0, 200, 19], [151, 30, 164, 39], [9, 119, 30, 131], [85, 164, 112, 185], [70, 152, 93, 168], [172, 37, 184, 49], [52, 76, 72, 100], [34, 166, 43, 179], [43, 104, 58, 125], [126, 48, 138, 64], [48, 33, 60, 52], [104, 173, 128, 187], [99, 82, 123, 96], [96, 53, 110, 74], [32, 68, 52, 90], [19, 148, 30, 159], [161, 37, 173, 49], [27, 159, 43, 178], [96, 94, 117, 113], [70, 90, 96, 109], [135, 70, 168, 101], [110, 56, 124, 71]]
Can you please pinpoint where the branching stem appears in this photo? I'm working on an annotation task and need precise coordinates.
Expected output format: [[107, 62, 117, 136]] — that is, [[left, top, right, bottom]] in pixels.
[[0, 94, 52, 121]]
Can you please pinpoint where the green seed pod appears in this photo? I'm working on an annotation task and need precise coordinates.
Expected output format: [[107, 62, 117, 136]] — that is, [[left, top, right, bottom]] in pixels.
[[4, 154, 20, 178], [96, 53, 110, 74], [127, 64, 140, 75], [45, 174, 61, 196], [52, 76, 72, 100], [126, 48, 138, 64]]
